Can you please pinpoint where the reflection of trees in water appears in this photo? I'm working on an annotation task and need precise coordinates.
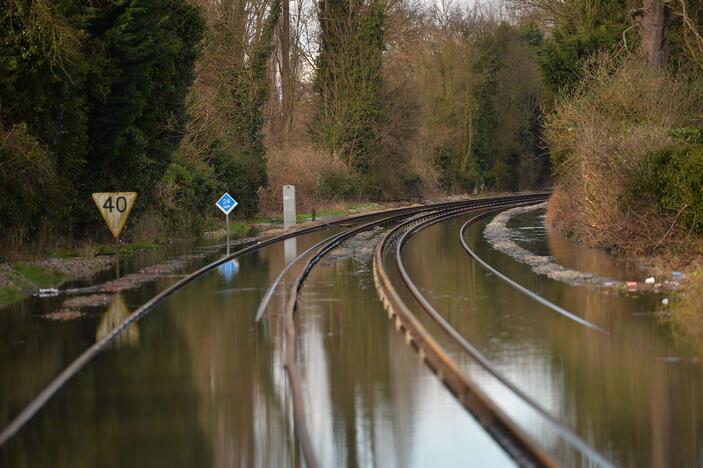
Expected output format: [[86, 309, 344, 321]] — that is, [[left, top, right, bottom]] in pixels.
[[0, 298, 94, 429], [297, 258, 416, 467], [1, 294, 212, 467], [174, 250, 299, 468], [404, 215, 703, 467]]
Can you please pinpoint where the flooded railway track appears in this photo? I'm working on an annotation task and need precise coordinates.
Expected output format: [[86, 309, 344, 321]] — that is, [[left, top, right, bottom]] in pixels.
[[1, 194, 544, 460], [0, 199, 468, 447], [458, 210, 609, 335], [373, 199, 615, 467]]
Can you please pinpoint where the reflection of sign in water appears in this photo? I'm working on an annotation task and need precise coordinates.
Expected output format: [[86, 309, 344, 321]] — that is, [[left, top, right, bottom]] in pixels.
[[96, 294, 139, 347], [218, 259, 239, 281]]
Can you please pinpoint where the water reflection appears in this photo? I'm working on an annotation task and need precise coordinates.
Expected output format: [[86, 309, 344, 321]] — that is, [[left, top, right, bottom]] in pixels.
[[217, 260, 240, 282], [284, 238, 297, 264], [0, 240, 218, 431], [296, 256, 512, 467], [401, 210, 703, 467], [1, 231, 340, 467], [96, 294, 139, 347]]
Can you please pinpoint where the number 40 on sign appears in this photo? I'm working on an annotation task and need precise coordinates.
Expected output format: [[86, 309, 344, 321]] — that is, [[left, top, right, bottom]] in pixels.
[[92, 192, 138, 239]]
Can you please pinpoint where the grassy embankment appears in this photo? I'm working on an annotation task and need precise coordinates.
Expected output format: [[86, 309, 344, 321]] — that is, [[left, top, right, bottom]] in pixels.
[[0, 240, 160, 309], [0, 263, 64, 306], [0, 201, 387, 309]]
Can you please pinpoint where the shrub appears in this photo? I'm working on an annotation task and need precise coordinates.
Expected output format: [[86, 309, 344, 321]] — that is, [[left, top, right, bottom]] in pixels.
[[539, 25, 624, 93], [317, 170, 360, 201], [259, 145, 350, 214], [401, 173, 423, 198], [639, 144, 703, 235], [157, 154, 218, 237], [0, 122, 57, 239], [545, 54, 703, 253], [670, 127, 703, 144]]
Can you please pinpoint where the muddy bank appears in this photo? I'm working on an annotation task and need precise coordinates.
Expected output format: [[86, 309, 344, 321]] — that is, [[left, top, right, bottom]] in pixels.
[[484, 203, 687, 296], [0, 256, 115, 309]]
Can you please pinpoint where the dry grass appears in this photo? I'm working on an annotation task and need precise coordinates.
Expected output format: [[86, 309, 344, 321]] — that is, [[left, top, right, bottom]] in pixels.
[[545, 53, 703, 256], [258, 145, 351, 214], [77, 241, 99, 258]]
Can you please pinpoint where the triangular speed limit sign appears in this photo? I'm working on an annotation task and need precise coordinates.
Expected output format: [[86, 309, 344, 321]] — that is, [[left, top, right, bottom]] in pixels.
[[92, 192, 138, 239]]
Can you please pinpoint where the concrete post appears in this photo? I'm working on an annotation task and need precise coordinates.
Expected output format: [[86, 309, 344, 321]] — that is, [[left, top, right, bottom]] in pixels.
[[283, 185, 296, 229]]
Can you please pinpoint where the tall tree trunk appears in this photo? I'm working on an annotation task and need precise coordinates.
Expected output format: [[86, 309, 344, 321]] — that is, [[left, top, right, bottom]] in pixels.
[[640, 0, 671, 70], [279, 0, 293, 139]]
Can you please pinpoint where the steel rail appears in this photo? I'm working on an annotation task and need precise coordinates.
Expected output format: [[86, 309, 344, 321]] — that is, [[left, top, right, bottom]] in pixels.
[[373, 198, 556, 467], [254, 203, 467, 322], [274, 194, 549, 468], [253, 197, 530, 322], [392, 203, 614, 468], [459, 209, 610, 334], [0, 198, 482, 448], [277, 211, 436, 468]]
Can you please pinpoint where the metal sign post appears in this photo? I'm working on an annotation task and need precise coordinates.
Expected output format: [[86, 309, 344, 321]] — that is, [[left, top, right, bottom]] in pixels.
[[92, 192, 137, 280], [215, 193, 238, 256], [226, 213, 230, 255]]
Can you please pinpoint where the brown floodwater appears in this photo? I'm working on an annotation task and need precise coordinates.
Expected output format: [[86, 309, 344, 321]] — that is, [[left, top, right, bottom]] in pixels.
[[2, 206, 698, 467], [0, 225, 512, 468], [401, 209, 702, 467]]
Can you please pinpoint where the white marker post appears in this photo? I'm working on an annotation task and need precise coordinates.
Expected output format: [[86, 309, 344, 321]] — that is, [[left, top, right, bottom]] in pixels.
[[283, 185, 296, 229], [215, 193, 238, 255]]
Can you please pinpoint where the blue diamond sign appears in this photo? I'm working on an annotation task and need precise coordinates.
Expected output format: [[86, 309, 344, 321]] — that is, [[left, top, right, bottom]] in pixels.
[[215, 193, 238, 215]]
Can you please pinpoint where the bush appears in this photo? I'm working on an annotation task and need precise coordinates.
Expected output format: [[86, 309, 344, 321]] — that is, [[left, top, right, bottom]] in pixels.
[[401, 173, 423, 198], [640, 144, 703, 235], [670, 127, 703, 144], [317, 170, 360, 200], [259, 146, 349, 214], [539, 25, 624, 93], [210, 145, 265, 219], [157, 155, 218, 237], [545, 54, 703, 253], [0, 122, 57, 240]]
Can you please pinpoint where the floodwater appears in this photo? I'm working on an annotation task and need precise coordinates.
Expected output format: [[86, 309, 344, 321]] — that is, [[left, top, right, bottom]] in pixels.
[[0, 226, 510, 467], [2, 205, 700, 467], [0, 241, 222, 431], [402, 209, 703, 467]]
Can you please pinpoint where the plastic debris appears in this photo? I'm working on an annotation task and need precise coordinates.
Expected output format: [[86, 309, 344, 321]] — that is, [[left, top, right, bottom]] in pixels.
[[672, 271, 685, 280], [37, 288, 59, 297], [662, 298, 670, 306], [627, 281, 638, 292], [645, 276, 655, 284]]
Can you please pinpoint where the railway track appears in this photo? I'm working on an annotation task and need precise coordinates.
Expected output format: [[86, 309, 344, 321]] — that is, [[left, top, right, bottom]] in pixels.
[[459, 209, 609, 334], [271, 193, 548, 467], [0, 198, 486, 448], [374, 199, 614, 467], [3, 192, 579, 468]]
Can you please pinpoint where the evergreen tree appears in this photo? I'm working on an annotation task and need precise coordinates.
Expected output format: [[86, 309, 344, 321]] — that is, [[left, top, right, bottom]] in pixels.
[[0, 0, 203, 238]]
